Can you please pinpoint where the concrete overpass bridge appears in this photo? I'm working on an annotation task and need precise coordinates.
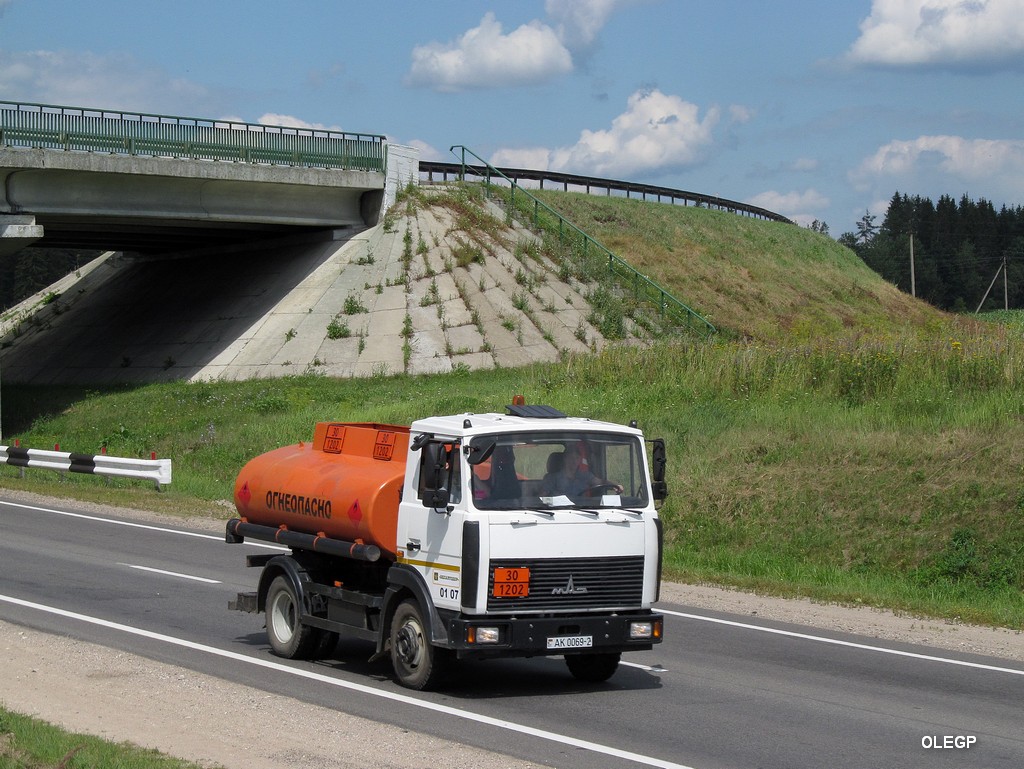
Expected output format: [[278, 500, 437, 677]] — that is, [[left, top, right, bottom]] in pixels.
[[0, 101, 393, 257]]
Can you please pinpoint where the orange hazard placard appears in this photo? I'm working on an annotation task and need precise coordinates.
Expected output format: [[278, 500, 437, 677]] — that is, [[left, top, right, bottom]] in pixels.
[[373, 430, 398, 460], [323, 424, 346, 454], [492, 567, 530, 598]]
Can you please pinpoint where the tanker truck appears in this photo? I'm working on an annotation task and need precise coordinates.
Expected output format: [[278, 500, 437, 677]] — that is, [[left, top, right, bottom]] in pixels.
[[226, 398, 666, 689]]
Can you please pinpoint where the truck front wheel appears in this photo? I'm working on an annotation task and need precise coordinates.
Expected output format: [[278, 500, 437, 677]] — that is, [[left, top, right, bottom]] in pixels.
[[565, 652, 621, 682], [265, 575, 321, 660], [389, 599, 449, 690]]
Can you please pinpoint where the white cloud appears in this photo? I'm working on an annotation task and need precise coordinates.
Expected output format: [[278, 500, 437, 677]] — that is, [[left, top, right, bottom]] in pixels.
[[728, 104, 756, 124], [853, 134, 1024, 183], [403, 139, 444, 162], [791, 157, 820, 172], [846, 0, 1024, 68], [850, 135, 1024, 209], [406, 2, 632, 92], [545, 0, 622, 51], [0, 49, 214, 114], [490, 146, 555, 170], [406, 12, 572, 92], [492, 89, 720, 178], [257, 113, 342, 132], [746, 189, 830, 220]]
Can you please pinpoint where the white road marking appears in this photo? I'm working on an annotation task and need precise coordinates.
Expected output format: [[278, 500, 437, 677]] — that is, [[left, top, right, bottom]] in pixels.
[[0, 499, 285, 550], [620, 660, 667, 672], [0, 594, 697, 769], [660, 608, 1024, 676], [118, 563, 221, 584]]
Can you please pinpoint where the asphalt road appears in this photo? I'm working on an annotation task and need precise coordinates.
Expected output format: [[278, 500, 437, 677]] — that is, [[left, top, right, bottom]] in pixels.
[[1, 495, 1022, 769]]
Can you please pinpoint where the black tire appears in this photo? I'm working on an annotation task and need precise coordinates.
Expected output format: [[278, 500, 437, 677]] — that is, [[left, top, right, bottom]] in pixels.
[[265, 575, 322, 660], [565, 652, 621, 682], [389, 599, 449, 690]]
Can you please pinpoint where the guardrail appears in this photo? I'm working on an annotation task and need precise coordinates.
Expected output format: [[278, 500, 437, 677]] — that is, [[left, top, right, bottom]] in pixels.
[[446, 146, 717, 338], [420, 161, 793, 225], [0, 100, 386, 173], [0, 442, 172, 491]]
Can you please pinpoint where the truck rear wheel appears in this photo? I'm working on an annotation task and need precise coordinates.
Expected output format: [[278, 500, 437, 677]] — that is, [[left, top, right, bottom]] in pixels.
[[266, 575, 321, 660], [565, 652, 621, 682], [390, 599, 449, 690]]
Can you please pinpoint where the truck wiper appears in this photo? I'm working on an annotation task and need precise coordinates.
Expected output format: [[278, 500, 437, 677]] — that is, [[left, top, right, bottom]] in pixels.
[[525, 507, 556, 517]]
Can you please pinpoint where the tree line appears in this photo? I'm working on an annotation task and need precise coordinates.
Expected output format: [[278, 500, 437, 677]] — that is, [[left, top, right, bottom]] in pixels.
[[838, 193, 1024, 313]]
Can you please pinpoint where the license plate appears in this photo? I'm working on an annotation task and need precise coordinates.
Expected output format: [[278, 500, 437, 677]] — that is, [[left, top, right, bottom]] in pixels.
[[546, 635, 593, 650]]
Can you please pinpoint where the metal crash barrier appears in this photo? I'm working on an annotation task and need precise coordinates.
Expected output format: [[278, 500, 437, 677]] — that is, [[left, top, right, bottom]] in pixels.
[[0, 444, 172, 491]]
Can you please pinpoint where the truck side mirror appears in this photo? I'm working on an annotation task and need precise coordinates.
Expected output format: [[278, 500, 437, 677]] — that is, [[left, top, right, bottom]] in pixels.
[[466, 439, 495, 466], [421, 442, 452, 509], [650, 438, 668, 501]]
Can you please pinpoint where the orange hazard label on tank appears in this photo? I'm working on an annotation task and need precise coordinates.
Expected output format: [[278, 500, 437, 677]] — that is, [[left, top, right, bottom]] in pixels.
[[322, 424, 346, 454], [373, 431, 398, 460], [238, 481, 251, 506]]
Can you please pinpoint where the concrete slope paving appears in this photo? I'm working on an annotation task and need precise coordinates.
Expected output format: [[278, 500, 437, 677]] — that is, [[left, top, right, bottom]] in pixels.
[[0, 189, 647, 384]]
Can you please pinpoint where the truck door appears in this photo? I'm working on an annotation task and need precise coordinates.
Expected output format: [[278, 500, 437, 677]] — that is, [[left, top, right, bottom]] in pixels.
[[398, 439, 465, 611]]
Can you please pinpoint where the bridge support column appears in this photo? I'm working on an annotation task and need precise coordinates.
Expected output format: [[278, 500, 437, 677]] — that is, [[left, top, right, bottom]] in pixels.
[[0, 214, 43, 257]]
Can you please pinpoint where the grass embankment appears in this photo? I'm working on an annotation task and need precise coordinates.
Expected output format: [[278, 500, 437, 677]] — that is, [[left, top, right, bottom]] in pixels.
[[4, 323, 1023, 628], [530, 190, 944, 340], [0, 706, 217, 769]]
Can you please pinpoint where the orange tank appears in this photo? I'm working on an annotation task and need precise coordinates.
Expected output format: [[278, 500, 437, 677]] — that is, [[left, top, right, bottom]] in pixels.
[[233, 422, 411, 558]]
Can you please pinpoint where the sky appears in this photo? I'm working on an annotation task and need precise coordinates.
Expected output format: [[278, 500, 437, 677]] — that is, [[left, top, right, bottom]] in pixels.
[[1, 0, 1022, 236]]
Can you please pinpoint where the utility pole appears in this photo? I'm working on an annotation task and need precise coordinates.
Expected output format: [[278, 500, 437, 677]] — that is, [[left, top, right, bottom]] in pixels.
[[975, 260, 1005, 313], [909, 232, 916, 298], [1004, 254, 1009, 311]]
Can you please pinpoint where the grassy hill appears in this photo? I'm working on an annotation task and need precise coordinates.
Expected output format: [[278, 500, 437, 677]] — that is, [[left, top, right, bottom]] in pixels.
[[3, 185, 1022, 628], [531, 190, 948, 340]]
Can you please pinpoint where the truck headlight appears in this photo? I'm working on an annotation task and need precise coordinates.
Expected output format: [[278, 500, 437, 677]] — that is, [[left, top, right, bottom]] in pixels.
[[629, 620, 657, 639], [468, 626, 501, 644]]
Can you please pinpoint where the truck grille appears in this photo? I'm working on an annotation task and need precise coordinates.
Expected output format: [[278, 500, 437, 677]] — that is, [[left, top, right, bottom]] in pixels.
[[486, 556, 644, 612]]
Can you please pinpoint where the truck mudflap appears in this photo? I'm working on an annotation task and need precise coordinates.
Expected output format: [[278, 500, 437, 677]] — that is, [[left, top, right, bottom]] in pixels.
[[445, 611, 663, 659]]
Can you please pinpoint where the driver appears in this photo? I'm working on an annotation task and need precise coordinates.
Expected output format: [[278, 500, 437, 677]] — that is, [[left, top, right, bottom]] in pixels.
[[543, 442, 622, 497]]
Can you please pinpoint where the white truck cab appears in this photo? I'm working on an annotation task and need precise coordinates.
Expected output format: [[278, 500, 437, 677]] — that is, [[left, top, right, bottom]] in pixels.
[[390, 401, 665, 687]]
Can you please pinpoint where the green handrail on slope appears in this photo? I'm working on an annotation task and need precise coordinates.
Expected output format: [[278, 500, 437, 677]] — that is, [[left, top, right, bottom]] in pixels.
[[448, 145, 716, 339]]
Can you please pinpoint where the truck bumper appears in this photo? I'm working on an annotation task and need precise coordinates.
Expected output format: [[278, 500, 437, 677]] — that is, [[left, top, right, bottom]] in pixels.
[[445, 610, 663, 659]]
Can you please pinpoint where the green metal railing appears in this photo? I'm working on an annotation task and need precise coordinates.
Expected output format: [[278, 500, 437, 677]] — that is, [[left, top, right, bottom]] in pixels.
[[448, 145, 716, 338], [0, 101, 386, 172]]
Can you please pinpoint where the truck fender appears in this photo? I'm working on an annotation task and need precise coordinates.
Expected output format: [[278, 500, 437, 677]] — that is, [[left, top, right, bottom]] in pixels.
[[255, 555, 318, 616], [375, 563, 450, 656]]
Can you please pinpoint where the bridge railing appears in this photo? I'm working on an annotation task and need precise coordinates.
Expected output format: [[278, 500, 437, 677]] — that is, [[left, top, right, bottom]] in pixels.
[[0, 101, 386, 173], [420, 160, 793, 224], [447, 145, 716, 339]]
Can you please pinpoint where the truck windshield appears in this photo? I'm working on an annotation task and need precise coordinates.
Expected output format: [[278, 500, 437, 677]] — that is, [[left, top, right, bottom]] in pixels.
[[469, 431, 649, 510]]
